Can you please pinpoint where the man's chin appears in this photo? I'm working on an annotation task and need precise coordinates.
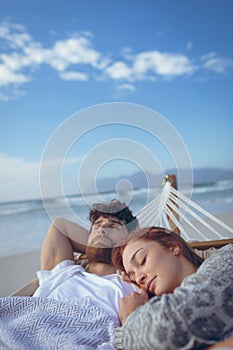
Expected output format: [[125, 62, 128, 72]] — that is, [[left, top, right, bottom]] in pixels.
[[88, 237, 114, 249], [85, 245, 113, 265]]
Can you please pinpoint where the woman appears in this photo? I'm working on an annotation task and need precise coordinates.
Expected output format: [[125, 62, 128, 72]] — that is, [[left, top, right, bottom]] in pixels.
[[112, 226, 203, 298], [112, 226, 233, 350]]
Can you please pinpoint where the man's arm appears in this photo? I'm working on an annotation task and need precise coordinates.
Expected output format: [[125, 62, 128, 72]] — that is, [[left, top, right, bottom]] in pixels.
[[40, 218, 90, 270], [114, 244, 233, 350]]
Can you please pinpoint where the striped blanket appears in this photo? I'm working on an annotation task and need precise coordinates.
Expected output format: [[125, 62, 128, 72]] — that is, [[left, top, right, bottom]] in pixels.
[[0, 296, 117, 349]]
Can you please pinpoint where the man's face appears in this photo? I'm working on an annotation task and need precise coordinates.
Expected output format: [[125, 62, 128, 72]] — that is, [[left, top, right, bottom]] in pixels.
[[87, 215, 128, 248]]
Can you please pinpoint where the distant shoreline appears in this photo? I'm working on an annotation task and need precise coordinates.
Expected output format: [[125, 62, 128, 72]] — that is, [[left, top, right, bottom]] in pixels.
[[1, 169, 233, 204]]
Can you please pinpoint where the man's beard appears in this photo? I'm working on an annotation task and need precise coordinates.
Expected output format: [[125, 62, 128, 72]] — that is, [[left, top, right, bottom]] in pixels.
[[85, 235, 115, 265], [85, 245, 113, 265]]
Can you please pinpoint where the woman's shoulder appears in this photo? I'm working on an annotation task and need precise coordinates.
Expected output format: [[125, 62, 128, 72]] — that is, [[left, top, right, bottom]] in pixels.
[[217, 243, 233, 253], [206, 243, 233, 264], [194, 243, 233, 280]]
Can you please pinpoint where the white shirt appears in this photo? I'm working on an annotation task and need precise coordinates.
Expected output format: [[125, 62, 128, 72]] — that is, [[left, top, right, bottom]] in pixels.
[[33, 260, 137, 323]]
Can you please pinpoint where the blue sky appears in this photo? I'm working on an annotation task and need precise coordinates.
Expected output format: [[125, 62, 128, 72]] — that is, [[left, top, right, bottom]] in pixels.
[[0, 0, 233, 202]]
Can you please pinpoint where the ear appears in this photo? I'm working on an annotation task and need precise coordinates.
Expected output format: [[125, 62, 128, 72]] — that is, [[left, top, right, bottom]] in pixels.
[[170, 244, 180, 256]]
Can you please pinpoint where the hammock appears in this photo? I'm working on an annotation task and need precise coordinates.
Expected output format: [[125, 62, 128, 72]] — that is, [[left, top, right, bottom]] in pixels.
[[136, 175, 233, 253], [11, 175, 233, 296]]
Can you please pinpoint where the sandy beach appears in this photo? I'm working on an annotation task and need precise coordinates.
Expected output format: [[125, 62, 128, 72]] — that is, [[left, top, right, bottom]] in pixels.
[[0, 212, 232, 297], [0, 250, 40, 297]]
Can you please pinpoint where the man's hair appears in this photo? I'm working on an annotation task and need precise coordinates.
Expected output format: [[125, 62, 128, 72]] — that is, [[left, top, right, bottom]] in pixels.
[[88, 199, 138, 233]]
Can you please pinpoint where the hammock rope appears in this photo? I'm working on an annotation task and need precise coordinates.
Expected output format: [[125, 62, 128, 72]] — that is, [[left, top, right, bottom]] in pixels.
[[136, 194, 162, 227], [168, 191, 229, 240], [136, 178, 233, 243], [170, 187, 233, 233]]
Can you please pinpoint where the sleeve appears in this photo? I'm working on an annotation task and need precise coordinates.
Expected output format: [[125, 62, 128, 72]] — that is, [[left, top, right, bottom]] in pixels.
[[114, 244, 233, 350], [36, 259, 75, 284]]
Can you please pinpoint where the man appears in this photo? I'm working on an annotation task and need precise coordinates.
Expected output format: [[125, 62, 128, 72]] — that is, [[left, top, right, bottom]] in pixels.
[[0, 200, 139, 350], [33, 199, 139, 322]]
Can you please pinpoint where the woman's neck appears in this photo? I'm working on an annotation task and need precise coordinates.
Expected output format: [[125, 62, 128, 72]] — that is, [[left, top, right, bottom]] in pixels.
[[181, 257, 197, 281]]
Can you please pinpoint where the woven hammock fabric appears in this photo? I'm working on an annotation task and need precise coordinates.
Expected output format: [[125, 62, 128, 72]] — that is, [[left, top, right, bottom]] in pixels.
[[0, 296, 116, 350]]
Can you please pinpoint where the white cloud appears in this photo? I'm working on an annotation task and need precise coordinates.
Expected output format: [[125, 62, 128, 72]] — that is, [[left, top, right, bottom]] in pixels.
[[41, 156, 81, 168], [48, 36, 103, 71], [0, 20, 233, 100], [0, 21, 106, 91], [0, 64, 29, 85], [201, 52, 233, 73], [60, 71, 88, 81], [117, 83, 136, 92], [121, 47, 134, 60], [0, 153, 40, 201], [132, 51, 197, 77], [105, 51, 197, 83], [0, 22, 31, 49], [0, 86, 26, 100], [105, 61, 132, 80], [0, 153, 81, 202], [0, 154, 36, 177], [105, 51, 197, 85]]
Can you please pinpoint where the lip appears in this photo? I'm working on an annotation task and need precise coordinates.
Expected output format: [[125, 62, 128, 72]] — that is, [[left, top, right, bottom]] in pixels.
[[147, 277, 156, 292], [88, 235, 113, 248]]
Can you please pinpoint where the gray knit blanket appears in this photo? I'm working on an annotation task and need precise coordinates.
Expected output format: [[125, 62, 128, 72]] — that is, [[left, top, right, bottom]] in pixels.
[[0, 296, 117, 350]]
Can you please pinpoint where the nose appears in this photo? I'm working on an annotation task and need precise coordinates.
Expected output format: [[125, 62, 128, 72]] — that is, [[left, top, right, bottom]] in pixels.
[[135, 271, 146, 286], [97, 227, 106, 235], [98, 219, 110, 228], [97, 219, 111, 233]]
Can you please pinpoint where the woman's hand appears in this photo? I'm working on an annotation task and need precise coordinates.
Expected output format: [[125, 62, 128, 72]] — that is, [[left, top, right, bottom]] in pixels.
[[206, 336, 233, 349], [118, 289, 149, 325]]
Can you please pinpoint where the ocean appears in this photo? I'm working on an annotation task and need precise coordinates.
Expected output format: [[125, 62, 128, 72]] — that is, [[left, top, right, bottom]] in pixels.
[[0, 179, 233, 257]]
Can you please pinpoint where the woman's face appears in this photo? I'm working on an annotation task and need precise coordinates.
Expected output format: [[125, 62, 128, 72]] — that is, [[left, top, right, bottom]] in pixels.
[[122, 239, 184, 296]]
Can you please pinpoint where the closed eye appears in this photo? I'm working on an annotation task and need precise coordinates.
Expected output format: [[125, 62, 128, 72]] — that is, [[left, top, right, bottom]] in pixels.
[[111, 223, 122, 228], [140, 256, 146, 266]]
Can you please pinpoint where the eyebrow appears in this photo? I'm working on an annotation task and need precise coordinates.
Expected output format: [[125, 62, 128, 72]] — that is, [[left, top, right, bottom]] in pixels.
[[93, 218, 124, 226], [130, 248, 143, 263], [125, 248, 143, 279], [110, 218, 123, 224]]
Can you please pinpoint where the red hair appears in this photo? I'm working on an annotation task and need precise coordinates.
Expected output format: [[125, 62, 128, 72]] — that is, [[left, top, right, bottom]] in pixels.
[[112, 226, 203, 275]]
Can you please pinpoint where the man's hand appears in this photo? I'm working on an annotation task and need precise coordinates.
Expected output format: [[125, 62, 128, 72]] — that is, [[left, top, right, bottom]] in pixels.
[[118, 289, 149, 325]]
